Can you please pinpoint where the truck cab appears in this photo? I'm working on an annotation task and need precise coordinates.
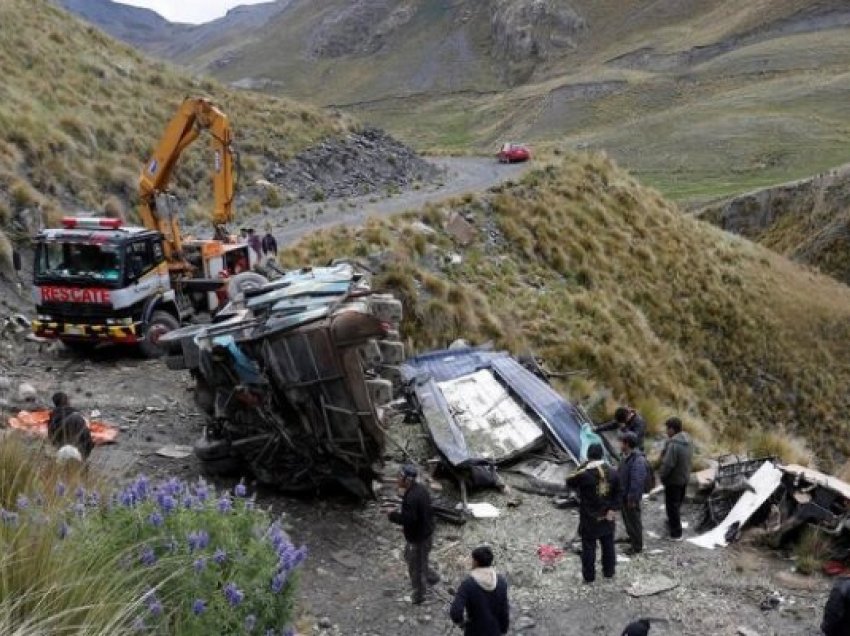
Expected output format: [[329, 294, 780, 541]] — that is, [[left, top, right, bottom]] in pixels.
[[32, 217, 181, 355]]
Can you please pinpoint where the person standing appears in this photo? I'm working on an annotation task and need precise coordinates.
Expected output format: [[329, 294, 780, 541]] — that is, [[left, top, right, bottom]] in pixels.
[[596, 406, 647, 451], [246, 228, 262, 259], [48, 392, 94, 460], [388, 464, 439, 604], [449, 546, 510, 636], [821, 574, 850, 636], [566, 443, 621, 583], [261, 228, 278, 257], [619, 432, 649, 555], [659, 417, 693, 541]]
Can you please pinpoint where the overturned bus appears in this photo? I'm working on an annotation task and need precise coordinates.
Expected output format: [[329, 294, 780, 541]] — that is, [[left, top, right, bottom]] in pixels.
[[161, 264, 403, 498]]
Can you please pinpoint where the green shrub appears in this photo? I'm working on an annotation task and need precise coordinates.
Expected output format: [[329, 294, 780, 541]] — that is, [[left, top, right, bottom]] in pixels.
[[0, 437, 304, 635]]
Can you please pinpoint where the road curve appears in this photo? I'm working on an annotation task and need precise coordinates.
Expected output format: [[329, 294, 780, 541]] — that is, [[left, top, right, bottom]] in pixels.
[[244, 157, 532, 245]]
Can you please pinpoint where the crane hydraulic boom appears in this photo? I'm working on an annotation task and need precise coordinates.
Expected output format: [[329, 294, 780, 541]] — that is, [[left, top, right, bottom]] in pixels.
[[138, 97, 235, 268]]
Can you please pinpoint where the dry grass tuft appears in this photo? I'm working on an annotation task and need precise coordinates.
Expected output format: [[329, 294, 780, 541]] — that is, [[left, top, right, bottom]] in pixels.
[[748, 430, 813, 466], [794, 527, 833, 575]]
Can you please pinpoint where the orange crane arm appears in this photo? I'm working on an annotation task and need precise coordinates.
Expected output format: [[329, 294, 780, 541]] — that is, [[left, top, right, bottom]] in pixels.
[[138, 97, 235, 265]]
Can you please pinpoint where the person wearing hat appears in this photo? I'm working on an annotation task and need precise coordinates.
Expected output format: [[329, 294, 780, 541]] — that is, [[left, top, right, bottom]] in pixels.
[[619, 431, 650, 555], [566, 443, 621, 583], [596, 406, 647, 451], [388, 464, 439, 604], [449, 546, 510, 636]]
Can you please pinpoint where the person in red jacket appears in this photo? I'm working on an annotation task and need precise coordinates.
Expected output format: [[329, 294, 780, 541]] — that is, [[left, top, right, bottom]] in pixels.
[[450, 546, 510, 636]]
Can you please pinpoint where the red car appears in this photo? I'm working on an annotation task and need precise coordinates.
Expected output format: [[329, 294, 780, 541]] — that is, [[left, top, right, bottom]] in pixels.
[[497, 143, 531, 163]]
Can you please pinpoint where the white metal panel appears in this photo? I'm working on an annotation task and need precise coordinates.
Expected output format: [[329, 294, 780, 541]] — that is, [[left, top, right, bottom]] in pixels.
[[437, 369, 544, 462]]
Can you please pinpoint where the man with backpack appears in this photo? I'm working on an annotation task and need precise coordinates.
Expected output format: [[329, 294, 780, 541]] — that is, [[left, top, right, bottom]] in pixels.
[[567, 443, 621, 583], [619, 432, 651, 555], [449, 546, 510, 635]]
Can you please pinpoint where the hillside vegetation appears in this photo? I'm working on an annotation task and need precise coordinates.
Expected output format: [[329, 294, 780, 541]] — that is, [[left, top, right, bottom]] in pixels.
[[697, 164, 850, 285], [0, 0, 346, 247], [282, 155, 850, 467], [69, 0, 850, 203]]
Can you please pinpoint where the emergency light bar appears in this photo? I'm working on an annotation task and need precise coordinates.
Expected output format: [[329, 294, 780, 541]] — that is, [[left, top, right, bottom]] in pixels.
[[61, 217, 123, 230]]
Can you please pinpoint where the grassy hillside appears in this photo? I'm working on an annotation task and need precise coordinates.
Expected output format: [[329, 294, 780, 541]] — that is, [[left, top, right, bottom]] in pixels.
[[0, 0, 347, 247], [697, 164, 850, 284], [282, 155, 850, 467], [111, 0, 850, 204]]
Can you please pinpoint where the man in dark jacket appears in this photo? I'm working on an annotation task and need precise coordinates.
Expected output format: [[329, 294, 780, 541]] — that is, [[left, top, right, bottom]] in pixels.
[[596, 406, 647, 451], [48, 392, 94, 459], [261, 229, 278, 257], [566, 443, 621, 583], [388, 464, 439, 604], [821, 575, 850, 636], [449, 546, 509, 636], [619, 432, 649, 555], [659, 417, 693, 541]]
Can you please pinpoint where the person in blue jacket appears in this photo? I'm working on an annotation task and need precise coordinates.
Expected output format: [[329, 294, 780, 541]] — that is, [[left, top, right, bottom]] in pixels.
[[619, 432, 650, 555], [449, 546, 510, 636]]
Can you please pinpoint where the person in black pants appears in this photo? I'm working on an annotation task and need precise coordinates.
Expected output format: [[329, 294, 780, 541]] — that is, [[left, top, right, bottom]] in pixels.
[[449, 546, 510, 635], [619, 432, 649, 555], [567, 443, 621, 583], [659, 417, 693, 541], [388, 464, 440, 604]]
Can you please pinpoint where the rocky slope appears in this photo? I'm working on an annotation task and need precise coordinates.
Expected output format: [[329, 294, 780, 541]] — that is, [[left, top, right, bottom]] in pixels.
[[0, 0, 351, 235], [62, 0, 850, 202], [696, 164, 850, 284]]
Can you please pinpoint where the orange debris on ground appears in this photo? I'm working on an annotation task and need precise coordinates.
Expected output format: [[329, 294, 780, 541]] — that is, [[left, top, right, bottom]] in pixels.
[[8, 410, 119, 445]]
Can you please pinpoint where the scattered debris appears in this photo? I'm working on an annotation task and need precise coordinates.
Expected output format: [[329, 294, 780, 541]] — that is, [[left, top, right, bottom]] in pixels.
[[536, 544, 565, 565], [626, 575, 679, 598], [463, 502, 500, 519], [155, 444, 194, 459], [8, 410, 119, 444]]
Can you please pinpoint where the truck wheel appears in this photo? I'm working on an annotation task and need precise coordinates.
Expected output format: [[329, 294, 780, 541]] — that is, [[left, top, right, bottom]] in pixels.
[[139, 311, 179, 359]]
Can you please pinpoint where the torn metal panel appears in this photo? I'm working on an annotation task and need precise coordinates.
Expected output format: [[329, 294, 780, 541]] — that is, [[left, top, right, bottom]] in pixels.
[[402, 347, 590, 465], [507, 458, 573, 493], [689, 461, 783, 550], [437, 370, 544, 463]]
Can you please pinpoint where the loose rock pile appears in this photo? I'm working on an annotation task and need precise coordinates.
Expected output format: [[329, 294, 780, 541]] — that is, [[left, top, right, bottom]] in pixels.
[[265, 127, 441, 201]]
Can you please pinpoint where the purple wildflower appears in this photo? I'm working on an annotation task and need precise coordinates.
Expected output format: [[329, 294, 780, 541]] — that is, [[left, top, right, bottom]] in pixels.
[[283, 630, 295, 636], [223, 582, 244, 607], [187, 530, 210, 552], [87, 491, 100, 507], [217, 496, 232, 514], [191, 599, 206, 616], [16, 495, 29, 510], [234, 482, 247, 498], [148, 511, 164, 528], [147, 598, 163, 617], [244, 615, 256, 632], [193, 557, 206, 573], [55, 482, 66, 497], [270, 573, 285, 594], [75, 486, 86, 501], [213, 547, 227, 565], [120, 489, 136, 507], [194, 481, 210, 502], [182, 495, 196, 510], [0, 509, 18, 525], [157, 493, 177, 514], [139, 546, 157, 567]]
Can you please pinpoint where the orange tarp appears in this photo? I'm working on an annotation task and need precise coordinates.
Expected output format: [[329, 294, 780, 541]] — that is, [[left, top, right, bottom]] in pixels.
[[8, 410, 119, 445]]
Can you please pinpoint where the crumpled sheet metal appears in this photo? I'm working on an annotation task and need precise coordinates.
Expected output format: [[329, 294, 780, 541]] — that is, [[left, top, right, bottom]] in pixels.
[[402, 347, 590, 465]]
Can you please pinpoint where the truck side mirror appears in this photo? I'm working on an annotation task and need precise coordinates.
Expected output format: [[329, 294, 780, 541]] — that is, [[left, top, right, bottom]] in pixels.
[[12, 250, 21, 272]]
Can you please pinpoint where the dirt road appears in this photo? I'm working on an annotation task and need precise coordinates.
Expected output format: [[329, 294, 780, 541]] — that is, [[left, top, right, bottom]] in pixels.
[[237, 157, 530, 244]]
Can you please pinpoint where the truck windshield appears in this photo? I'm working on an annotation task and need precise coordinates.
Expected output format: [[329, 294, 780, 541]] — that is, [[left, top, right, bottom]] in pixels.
[[35, 241, 123, 284]]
